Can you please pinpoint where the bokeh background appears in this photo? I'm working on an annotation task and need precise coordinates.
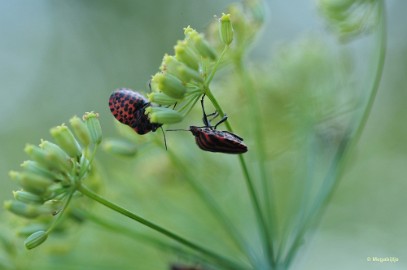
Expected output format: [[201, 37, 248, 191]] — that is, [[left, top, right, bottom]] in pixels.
[[0, 1, 406, 269]]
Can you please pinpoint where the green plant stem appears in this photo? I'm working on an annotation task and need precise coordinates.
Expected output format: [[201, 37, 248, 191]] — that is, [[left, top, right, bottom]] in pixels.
[[234, 56, 276, 261], [283, 1, 387, 267], [166, 149, 257, 267], [74, 209, 215, 265], [77, 184, 247, 270], [205, 46, 229, 85], [46, 189, 75, 234], [205, 88, 274, 269]]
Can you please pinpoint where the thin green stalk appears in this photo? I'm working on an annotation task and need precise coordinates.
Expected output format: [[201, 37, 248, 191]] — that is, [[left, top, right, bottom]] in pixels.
[[283, 1, 387, 267], [77, 184, 247, 270], [205, 89, 275, 269], [46, 189, 75, 234], [166, 149, 257, 267], [205, 46, 229, 85], [74, 209, 215, 265], [234, 57, 276, 260]]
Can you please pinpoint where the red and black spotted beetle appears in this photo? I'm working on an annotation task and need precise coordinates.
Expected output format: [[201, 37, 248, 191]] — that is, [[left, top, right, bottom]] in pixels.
[[109, 88, 162, 135], [173, 95, 247, 154]]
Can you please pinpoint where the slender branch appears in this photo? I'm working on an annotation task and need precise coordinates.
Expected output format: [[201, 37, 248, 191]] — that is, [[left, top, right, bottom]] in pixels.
[[205, 46, 229, 85], [166, 149, 257, 266], [77, 184, 248, 270], [74, 209, 215, 265], [234, 55, 276, 264], [283, 1, 387, 267]]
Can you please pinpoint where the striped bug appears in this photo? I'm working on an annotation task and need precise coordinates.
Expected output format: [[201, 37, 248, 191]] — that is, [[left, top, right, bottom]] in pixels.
[[168, 95, 248, 154]]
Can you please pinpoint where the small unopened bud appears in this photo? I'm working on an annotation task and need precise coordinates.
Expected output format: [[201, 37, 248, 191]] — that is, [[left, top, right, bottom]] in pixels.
[[219, 13, 234, 46], [148, 92, 179, 106], [151, 73, 187, 99], [174, 41, 200, 70], [83, 112, 103, 145], [146, 107, 183, 124], [102, 138, 138, 157], [69, 116, 92, 147], [39, 140, 72, 172], [4, 200, 46, 219], [21, 160, 64, 182], [192, 34, 217, 60], [24, 231, 48, 250], [9, 171, 53, 196], [163, 55, 203, 83], [50, 124, 82, 158], [13, 190, 44, 204]]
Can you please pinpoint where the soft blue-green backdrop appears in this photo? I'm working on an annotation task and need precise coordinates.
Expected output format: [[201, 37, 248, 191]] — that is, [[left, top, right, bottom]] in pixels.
[[0, 1, 406, 269]]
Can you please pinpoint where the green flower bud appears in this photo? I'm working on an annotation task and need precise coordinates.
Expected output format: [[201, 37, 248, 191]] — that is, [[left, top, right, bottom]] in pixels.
[[183, 25, 198, 37], [4, 201, 47, 219], [50, 124, 82, 158], [174, 40, 200, 70], [69, 116, 91, 147], [24, 144, 54, 171], [83, 112, 102, 145], [147, 92, 179, 106], [9, 171, 53, 196], [13, 190, 44, 204], [146, 107, 183, 124], [102, 138, 138, 157], [39, 140, 72, 172], [191, 34, 217, 60], [24, 231, 48, 250], [163, 55, 203, 83], [219, 13, 234, 46], [21, 160, 64, 182], [151, 73, 187, 99]]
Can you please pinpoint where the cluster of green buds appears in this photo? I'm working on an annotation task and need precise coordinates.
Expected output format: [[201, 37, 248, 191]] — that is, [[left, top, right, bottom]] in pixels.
[[317, 0, 381, 41], [147, 14, 235, 125], [4, 112, 102, 249]]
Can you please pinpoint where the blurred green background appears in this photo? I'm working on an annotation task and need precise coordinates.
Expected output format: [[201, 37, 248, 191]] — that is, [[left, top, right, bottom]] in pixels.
[[0, 1, 406, 269]]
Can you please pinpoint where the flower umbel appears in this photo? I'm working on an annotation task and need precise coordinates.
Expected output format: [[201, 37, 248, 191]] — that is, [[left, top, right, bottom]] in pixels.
[[4, 113, 102, 249]]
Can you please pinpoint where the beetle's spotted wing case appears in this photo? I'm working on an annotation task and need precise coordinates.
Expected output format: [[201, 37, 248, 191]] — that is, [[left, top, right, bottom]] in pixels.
[[109, 88, 162, 135]]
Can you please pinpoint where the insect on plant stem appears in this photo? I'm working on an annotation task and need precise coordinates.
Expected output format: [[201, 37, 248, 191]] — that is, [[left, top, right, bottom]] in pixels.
[[204, 88, 275, 268]]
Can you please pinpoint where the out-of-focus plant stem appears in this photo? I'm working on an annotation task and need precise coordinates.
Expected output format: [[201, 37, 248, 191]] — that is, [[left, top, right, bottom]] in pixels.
[[282, 1, 387, 267], [166, 149, 257, 267], [205, 88, 274, 269], [78, 184, 248, 270]]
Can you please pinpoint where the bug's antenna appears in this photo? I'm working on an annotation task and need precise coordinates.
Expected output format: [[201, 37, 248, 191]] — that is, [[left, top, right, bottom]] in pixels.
[[160, 126, 168, 150], [166, 128, 190, 132]]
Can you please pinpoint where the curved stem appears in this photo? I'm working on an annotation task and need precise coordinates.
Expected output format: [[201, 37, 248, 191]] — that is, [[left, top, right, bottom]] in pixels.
[[166, 149, 256, 266], [74, 208, 215, 265], [46, 190, 75, 234], [234, 54, 276, 265], [205, 46, 229, 85], [77, 184, 248, 270], [283, 1, 387, 267], [204, 88, 274, 269]]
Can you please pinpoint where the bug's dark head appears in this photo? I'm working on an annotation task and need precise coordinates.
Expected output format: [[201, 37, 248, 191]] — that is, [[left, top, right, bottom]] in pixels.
[[189, 126, 200, 137]]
